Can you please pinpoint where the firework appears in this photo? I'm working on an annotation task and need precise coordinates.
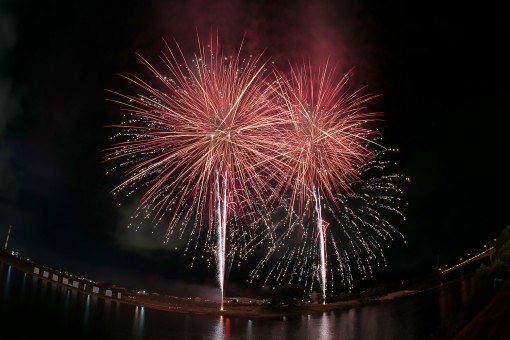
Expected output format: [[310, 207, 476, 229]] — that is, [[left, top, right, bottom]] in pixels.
[[104, 35, 284, 310], [249, 150, 406, 298], [250, 62, 405, 302]]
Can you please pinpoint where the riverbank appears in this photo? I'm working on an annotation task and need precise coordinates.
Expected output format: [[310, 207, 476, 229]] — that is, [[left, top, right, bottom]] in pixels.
[[0, 250, 417, 318], [132, 289, 417, 318]]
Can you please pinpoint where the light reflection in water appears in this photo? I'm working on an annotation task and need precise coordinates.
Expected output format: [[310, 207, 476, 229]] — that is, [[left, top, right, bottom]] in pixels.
[[140, 307, 145, 335], [133, 306, 139, 336], [304, 311, 338, 340], [0, 264, 9, 311], [70, 288, 77, 311], [319, 312, 333, 340], [247, 319, 253, 340], [224, 317, 230, 340], [439, 284, 450, 324], [30, 276, 37, 301], [49, 281, 58, 308], [42, 280, 48, 297], [211, 315, 233, 340], [3, 265, 11, 297], [0, 265, 496, 340], [270, 314, 288, 339], [212, 315, 225, 340], [360, 306, 379, 339], [132, 306, 145, 339], [103, 299, 111, 323], [63, 289, 71, 319], [114, 300, 120, 325], [337, 307, 356, 339], [83, 295, 91, 328]]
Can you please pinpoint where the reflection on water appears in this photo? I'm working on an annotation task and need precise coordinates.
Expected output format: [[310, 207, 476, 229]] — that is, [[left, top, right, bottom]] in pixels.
[[318, 312, 332, 340], [63, 288, 70, 317], [341, 307, 356, 338], [0, 264, 10, 313], [83, 294, 91, 329], [438, 283, 450, 324], [3, 265, 11, 297], [247, 319, 253, 340], [0, 262, 494, 340], [212, 315, 226, 340], [132, 306, 145, 339]]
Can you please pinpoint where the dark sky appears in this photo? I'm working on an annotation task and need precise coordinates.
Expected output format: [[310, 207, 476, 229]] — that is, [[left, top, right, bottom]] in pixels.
[[1, 0, 509, 296]]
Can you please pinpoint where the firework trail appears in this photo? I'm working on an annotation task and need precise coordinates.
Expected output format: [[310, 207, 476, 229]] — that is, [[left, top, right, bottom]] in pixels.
[[248, 150, 406, 299], [104, 35, 284, 310], [253, 62, 404, 302]]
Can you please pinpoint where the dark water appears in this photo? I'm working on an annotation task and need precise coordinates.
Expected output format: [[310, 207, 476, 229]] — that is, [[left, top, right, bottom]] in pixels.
[[0, 263, 493, 340]]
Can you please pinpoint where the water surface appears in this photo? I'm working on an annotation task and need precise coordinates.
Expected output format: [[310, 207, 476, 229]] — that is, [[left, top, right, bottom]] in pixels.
[[0, 262, 492, 339]]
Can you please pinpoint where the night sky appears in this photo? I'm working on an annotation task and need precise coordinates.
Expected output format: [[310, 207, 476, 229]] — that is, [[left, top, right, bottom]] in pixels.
[[1, 0, 509, 296]]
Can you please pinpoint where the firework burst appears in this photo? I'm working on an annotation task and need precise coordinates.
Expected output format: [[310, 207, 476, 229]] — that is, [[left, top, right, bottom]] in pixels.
[[249, 150, 407, 298], [249, 62, 405, 302], [104, 35, 284, 310]]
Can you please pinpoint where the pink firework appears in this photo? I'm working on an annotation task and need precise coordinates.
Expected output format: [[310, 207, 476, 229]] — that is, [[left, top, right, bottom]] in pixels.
[[272, 61, 383, 302], [104, 35, 284, 310], [274, 62, 381, 210]]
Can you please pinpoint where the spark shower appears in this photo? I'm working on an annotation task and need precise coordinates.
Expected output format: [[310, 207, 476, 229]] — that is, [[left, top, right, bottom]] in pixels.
[[104, 35, 405, 308]]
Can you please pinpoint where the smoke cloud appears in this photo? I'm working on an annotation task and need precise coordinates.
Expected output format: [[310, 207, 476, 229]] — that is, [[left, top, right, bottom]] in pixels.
[[136, 0, 377, 83]]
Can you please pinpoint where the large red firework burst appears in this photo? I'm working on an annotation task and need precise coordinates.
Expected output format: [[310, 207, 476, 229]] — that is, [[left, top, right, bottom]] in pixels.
[[104, 35, 285, 308], [106, 35, 282, 232], [274, 61, 381, 213], [267, 62, 386, 301]]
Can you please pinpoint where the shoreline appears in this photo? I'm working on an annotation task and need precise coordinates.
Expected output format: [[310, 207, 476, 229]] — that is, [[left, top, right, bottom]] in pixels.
[[0, 251, 416, 318], [131, 288, 417, 319]]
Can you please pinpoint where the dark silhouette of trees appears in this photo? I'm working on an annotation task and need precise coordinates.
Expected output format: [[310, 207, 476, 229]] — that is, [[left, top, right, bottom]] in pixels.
[[267, 284, 305, 306]]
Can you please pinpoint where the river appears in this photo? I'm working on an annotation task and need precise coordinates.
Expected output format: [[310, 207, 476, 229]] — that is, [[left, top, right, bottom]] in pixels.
[[0, 262, 493, 339]]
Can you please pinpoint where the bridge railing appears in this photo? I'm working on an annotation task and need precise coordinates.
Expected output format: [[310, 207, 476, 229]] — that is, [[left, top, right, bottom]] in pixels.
[[440, 247, 495, 275]]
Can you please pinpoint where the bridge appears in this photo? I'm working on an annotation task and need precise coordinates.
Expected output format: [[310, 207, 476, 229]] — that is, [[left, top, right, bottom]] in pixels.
[[440, 246, 495, 275]]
